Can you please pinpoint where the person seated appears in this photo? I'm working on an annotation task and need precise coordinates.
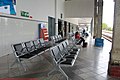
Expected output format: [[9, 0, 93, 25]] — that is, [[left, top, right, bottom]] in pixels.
[[75, 31, 85, 45], [82, 28, 89, 37], [83, 28, 85, 34]]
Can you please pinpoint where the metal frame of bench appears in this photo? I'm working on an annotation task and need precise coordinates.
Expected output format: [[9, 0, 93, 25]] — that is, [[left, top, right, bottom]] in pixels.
[[38, 38, 52, 51], [65, 39, 80, 52], [11, 39, 52, 71], [57, 43, 77, 66], [48, 46, 69, 80], [48, 40, 80, 80], [11, 42, 37, 71], [50, 35, 66, 44]]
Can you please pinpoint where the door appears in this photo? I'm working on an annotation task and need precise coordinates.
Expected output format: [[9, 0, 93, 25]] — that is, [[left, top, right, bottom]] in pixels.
[[48, 16, 55, 37], [68, 22, 70, 33], [64, 21, 67, 37], [58, 19, 63, 37]]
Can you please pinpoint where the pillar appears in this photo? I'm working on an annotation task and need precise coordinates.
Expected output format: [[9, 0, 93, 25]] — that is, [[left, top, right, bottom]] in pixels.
[[96, 0, 103, 38], [108, 0, 120, 77], [94, 0, 103, 38], [91, 18, 93, 36], [55, 0, 58, 35], [93, 0, 97, 38]]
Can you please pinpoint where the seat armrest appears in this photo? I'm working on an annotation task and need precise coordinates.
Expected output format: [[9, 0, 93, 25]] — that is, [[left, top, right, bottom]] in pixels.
[[58, 58, 66, 64], [26, 47, 34, 52], [21, 47, 28, 53], [14, 51, 27, 57]]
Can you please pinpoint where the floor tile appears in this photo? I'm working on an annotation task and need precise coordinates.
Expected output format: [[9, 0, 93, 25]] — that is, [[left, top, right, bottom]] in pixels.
[[94, 75, 108, 80], [0, 36, 119, 80], [84, 77, 97, 80], [79, 68, 91, 73]]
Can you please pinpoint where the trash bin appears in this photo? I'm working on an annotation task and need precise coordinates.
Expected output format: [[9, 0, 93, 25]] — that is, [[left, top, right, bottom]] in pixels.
[[95, 38, 104, 47]]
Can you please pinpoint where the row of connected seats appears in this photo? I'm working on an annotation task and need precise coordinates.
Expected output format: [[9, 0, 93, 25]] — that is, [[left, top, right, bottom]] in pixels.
[[11, 34, 80, 79], [50, 35, 66, 44], [11, 38, 52, 71], [48, 39, 80, 80]]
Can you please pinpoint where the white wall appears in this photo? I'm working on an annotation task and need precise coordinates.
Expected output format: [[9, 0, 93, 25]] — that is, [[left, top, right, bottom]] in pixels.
[[0, 0, 66, 57], [0, 17, 39, 57], [56, 0, 65, 20], [56, 0, 65, 35], [65, 0, 94, 18], [16, 0, 55, 21], [17, 0, 65, 22]]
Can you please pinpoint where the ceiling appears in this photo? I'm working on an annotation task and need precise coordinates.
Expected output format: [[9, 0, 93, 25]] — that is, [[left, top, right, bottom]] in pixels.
[[78, 18, 92, 24], [65, 0, 94, 25], [65, 0, 94, 18]]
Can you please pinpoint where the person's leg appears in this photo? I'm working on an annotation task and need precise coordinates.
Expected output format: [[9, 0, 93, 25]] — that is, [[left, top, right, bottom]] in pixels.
[[80, 37, 85, 44]]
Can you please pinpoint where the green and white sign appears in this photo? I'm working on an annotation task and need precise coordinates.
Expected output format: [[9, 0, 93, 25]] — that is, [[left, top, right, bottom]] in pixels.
[[21, 11, 29, 17]]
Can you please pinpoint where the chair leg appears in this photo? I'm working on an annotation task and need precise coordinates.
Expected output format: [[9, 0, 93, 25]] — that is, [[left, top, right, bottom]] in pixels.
[[48, 67, 57, 76], [17, 58, 27, 71], [58, 66, 69, 80], [10, 59, 17, 67], [10, 58, 27, 71], [23, 60, 30, 70], [48, 62, 68, 80]]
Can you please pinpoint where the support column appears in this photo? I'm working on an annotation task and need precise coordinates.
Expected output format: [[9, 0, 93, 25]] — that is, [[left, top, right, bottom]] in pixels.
[[108, 0, 120, 77], [55, 0, 58, 35], [94, 0, 103, 38], [91, 18, 93, 36], [96, 0, 103, 38], [93, 0, 97, 38]]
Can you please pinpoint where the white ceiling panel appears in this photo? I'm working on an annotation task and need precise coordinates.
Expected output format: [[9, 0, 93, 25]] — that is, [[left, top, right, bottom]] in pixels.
[[65, 0, 94, 18], [78, 18, 92, 24]]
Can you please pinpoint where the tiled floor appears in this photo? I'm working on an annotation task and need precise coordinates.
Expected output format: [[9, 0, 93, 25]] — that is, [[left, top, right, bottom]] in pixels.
[[0, 36, 120, 80]]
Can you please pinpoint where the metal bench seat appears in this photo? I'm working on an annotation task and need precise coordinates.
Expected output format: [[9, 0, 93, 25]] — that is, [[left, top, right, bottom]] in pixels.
[[65, 40, 80, 52], [59, 58, 75, 65], [12, 43, 36, 58], [55, 39, 66, 43], [48, 39, 81, 80], [32, 40, 45, 53], [11, 43, 38, 71], [49, 46, 75, 80], [19, 53, 34, 58], [55, 35, 66, 43], [62, 41, 79, 56], [11, 38, 52, 71], [24, 41, 40, 55], [51, 46, 75, 66], [39, 38, 52, 50], [50, 35, 66, 44], [57, 43, 77, 59]]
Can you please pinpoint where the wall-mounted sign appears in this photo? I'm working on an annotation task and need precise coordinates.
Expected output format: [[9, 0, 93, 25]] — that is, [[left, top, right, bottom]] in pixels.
[[21, 11, 29, 17], [0, 0, 16, 15]]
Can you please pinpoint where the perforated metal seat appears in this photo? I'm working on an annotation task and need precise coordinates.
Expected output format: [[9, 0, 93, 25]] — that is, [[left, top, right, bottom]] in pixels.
[[57, 43, 76, 59], [49, 46, 74, 80], [24, 41, 38, 56], [11, 43, 37, 71], [65, 39, 80, 52], [32, 40, 45, 53], [38, 38, 52, 49]]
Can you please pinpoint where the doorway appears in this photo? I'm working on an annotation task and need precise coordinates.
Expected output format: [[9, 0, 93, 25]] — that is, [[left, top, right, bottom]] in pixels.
[[64, 21, 67, 37], [48, 16, 55, 38], [68, 22, 70, 33], [58, 19, 63, 37]]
